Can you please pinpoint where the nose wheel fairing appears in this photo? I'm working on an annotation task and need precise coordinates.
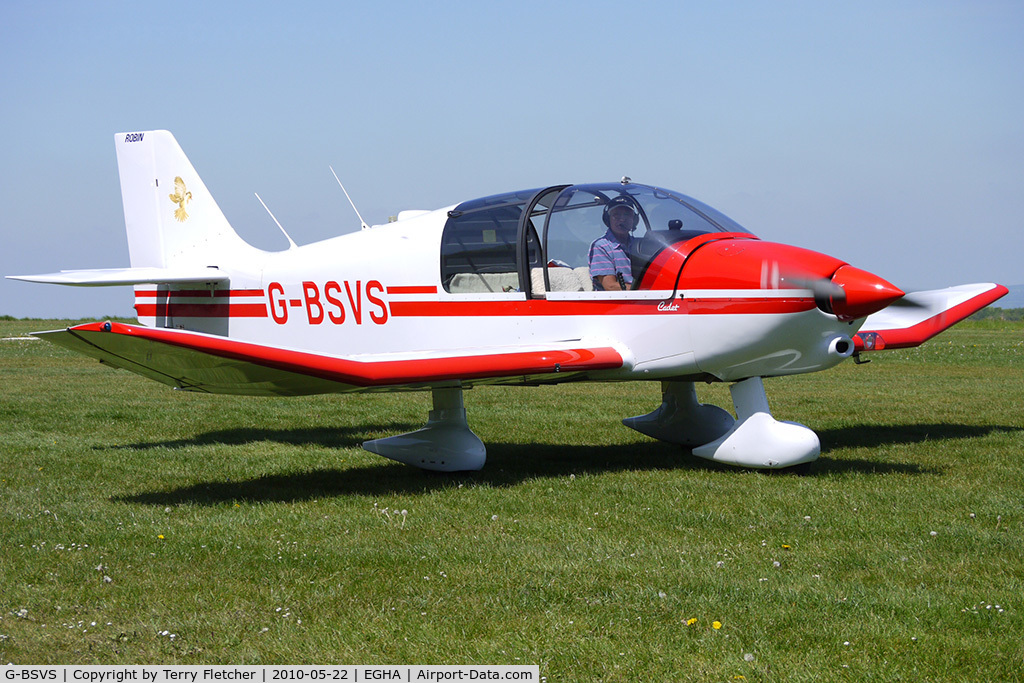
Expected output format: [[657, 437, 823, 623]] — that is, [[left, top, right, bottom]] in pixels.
[[625, 378, 820, 469]]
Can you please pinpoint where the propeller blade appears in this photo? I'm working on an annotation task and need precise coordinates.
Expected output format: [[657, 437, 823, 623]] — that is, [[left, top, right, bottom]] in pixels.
[[779, 274, 846, 308], [886, 296, 928, 309]]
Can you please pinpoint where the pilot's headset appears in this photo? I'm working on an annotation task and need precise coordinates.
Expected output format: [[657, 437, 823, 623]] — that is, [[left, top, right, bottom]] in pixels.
[[602, 195, 640, 232]]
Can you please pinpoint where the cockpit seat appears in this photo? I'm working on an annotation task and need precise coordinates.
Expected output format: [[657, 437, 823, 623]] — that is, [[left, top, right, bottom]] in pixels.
[[531, 267, 594, 294], [449, 272, 519, 293]]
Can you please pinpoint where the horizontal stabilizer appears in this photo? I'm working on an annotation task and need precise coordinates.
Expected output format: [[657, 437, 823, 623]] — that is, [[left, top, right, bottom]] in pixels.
[[854, 283, 1008, 351], [6, 267, 228, 287], [34, 321, 626, 396]]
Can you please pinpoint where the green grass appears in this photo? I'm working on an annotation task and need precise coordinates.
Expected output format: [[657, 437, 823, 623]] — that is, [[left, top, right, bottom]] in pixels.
[[1, 319, 1022, 679]]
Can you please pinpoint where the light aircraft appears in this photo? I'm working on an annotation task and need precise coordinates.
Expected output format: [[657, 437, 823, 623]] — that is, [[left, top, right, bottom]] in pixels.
[[8, 131, 1007, 472]]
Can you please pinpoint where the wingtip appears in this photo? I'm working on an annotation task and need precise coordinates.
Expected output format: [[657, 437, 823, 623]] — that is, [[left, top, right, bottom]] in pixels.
[[854, 281, 1011, 352]]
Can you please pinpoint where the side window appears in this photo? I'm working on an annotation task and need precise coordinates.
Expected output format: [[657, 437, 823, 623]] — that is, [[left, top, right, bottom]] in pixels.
[[440, 190, 541, 294], [441, 206, 521, 293]]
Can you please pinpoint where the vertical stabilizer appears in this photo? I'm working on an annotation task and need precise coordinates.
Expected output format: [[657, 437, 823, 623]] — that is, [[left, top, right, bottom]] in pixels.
[[115, 131, 252, 269]]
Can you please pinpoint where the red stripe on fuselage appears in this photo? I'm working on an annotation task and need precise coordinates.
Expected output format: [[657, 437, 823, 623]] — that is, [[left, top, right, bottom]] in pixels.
[[134, 289, 265, 298], [133, 287, 269, 319], [386, 285, 438, 295], [683, 298, 816, 315], [134, 302, 269, 318], [133, 285, 815, 320], [388, 297, 816, 318]]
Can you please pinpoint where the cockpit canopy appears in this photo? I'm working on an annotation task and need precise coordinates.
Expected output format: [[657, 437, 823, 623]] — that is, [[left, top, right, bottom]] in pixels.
[[440, 182, 751, 295]]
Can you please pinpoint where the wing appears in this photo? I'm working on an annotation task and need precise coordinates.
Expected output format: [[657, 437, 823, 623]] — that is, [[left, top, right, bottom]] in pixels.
[[34, 321, 627, 396], [853, 282, 1008, 351]]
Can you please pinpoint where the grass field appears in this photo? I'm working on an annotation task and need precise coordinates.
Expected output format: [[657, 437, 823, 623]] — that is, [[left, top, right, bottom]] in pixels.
[[1, 318, 1022, 679]]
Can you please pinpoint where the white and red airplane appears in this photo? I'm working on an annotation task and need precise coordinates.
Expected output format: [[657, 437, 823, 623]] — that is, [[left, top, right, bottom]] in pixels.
[[8, 131, 1007, 471]]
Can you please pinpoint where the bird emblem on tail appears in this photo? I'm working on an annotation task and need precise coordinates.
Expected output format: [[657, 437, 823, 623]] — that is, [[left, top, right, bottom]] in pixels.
[[168, 176, 192, 222]]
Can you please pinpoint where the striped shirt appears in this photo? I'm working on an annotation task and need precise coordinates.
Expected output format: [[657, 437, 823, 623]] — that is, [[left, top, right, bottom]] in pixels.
[[589, 229, 633, 290]]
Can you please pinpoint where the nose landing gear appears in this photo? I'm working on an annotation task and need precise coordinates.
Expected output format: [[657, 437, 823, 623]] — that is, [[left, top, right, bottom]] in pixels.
[[625, 377, 819, 469]]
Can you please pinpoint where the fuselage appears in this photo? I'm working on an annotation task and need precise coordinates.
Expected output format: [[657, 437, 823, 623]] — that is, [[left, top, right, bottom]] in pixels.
[[132, 182, 899, 393]]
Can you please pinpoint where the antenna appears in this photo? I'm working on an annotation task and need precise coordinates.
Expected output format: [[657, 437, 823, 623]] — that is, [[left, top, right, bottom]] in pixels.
[[330, 166, 370, 230], [254, 193, 298, 249]]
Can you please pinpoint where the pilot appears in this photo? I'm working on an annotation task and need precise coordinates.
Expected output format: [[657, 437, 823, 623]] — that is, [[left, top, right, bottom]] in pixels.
[[589, 195, 639, 290]]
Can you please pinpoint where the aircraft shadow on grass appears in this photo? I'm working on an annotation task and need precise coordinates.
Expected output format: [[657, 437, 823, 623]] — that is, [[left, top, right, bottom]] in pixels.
[[111, 422, 1021, 507], [105, 423, 421, 452]]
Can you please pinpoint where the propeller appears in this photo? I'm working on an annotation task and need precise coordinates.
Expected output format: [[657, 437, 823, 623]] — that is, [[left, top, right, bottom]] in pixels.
[[777, 265, 907, 320], [884, 295, 928, 309]]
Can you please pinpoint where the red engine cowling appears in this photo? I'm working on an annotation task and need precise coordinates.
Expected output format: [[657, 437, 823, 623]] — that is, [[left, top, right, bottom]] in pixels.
[[647, 236, 903, 320]]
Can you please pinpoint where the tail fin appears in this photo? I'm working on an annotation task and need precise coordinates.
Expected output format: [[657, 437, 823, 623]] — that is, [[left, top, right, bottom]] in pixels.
[[115, 130, 255, 269]]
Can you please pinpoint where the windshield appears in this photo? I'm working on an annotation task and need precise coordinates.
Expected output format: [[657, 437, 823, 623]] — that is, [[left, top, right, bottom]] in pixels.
[[542, 183, 750, 292]]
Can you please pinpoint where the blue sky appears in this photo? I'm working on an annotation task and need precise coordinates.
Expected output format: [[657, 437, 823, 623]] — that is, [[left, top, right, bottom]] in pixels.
[[2, 1, 1021, 318]]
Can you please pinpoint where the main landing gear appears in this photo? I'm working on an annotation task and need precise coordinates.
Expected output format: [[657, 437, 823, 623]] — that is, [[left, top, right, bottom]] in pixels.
[[624, 378, 820, 469], [365, 378, 818, 473], [362, 387, 486, 472]]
